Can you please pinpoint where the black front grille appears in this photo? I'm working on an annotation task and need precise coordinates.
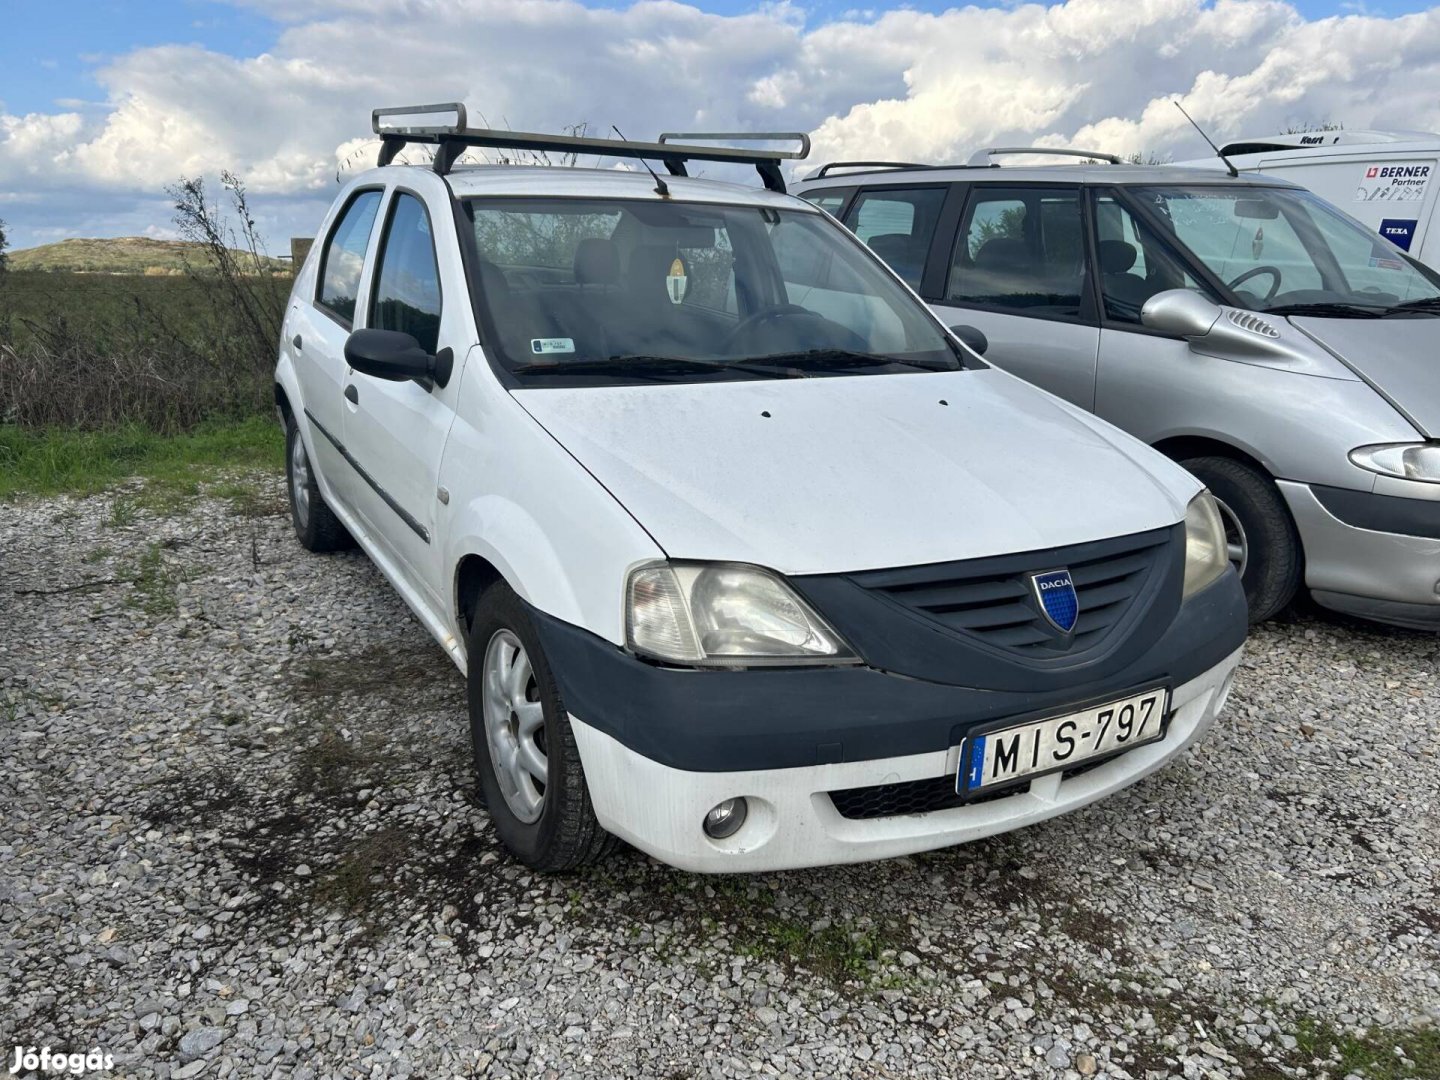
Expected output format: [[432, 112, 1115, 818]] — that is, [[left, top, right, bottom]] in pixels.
[[829, 775, 1023, 819], [848, 528, 1171, 656]]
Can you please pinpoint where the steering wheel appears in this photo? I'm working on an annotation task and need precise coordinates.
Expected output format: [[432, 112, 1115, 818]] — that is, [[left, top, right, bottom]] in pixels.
[[1227, 265, 1282, 301], [722, 304, 866, 354]]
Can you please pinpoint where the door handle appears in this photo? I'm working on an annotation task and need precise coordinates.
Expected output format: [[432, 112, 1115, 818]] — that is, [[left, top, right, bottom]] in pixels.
[[344, 385, 359, 404], [292, 334, 303, 350]]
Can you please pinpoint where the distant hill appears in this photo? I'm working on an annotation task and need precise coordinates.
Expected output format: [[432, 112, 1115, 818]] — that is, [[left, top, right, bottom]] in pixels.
[[8, 237, 289, 275]]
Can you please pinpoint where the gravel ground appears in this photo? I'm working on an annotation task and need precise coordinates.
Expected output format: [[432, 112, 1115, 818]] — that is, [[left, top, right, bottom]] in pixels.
[[1, 477, 1437, 1080]]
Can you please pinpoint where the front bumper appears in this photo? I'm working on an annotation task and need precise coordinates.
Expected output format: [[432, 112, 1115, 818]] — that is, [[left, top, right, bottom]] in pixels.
[[570, 647, 1242, 873], [1280, 480, 1440, 630]]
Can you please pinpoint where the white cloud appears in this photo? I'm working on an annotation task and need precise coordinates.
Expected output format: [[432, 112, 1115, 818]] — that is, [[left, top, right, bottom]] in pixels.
[[4, 0, 1440, 249]]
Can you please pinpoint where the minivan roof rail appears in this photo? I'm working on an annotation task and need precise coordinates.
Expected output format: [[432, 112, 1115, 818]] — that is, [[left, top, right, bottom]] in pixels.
[[967, 146, 1122, 166], [371, 103, 810, 192], [810, 160, 927, 178]]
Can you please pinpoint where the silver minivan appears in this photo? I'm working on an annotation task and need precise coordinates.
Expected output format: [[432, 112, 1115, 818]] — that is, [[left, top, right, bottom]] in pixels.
[[796, 152, 1440, 629]]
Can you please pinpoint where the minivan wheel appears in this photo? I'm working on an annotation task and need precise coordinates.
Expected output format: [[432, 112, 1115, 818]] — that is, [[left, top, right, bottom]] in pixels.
[[284, 412, 355, 552], [1181, 456, 1301, 623], [466, 581, 616, 871]]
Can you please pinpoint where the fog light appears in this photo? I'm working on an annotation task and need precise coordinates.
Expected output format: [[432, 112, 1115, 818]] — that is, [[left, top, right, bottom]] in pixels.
[[703, 797, 748, 840]]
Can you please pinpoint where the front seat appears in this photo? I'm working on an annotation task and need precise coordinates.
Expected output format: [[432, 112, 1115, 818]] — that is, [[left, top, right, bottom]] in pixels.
[[1097, 239, 1153, 320]]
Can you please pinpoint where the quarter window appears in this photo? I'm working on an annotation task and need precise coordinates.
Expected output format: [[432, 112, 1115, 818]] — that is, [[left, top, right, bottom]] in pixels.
[[317, 190, 382, 325], [842, 187, 946, 290], [370, 193, 443, 354], [947, 188, 1087, 319]]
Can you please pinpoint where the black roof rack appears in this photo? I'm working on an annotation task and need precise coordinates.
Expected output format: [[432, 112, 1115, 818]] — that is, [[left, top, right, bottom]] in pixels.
[[811, 160, 926, 178], [372, 103, 810, 192]]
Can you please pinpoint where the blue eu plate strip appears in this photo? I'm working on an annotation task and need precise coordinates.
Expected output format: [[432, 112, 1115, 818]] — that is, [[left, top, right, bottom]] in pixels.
[[961, 736, 987, 793]]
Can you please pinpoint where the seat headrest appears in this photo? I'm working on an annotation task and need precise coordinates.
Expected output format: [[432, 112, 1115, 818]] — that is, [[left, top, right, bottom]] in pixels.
[[475, 259, 511, 297], [1098, 239, 1138, 274], [574, 238, 619, 286], [973, 237, 1029, 271], [866, 233, 916, 261]]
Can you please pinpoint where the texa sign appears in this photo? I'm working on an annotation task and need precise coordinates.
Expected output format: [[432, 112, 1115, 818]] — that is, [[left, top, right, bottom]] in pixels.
[[1379, 219, 1418, 251]]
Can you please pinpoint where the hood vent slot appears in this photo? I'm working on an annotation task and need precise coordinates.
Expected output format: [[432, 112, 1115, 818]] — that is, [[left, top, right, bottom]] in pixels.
[[1226, 309, 1280, 338]]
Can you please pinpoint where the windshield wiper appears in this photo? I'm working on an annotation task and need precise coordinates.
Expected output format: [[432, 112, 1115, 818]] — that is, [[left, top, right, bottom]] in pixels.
[[511, 356, 801, 380], [1379, 296, 1440, 317], [1263, 302, 1386, 319], [744, 349, 960, 373]]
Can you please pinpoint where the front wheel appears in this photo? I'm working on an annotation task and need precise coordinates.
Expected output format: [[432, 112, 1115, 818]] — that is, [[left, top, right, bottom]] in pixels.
[[1181, 456, 1301, 623], [466, 582, 616, 871]]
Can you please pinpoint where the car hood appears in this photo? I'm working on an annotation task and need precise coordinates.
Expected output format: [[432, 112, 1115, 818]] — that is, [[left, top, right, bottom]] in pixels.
[[512, 370, 1198, 576], [1292, 316, 1440, 437]]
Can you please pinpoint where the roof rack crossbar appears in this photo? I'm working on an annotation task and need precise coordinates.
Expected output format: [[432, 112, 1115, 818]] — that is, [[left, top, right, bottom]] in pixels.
[[811, 161, 926, 178], [967, 146, 1122, 166], [371, 104, 809, 191]]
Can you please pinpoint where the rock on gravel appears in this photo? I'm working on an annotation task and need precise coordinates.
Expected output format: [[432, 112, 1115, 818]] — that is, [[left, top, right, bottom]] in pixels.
[[0, 476, 1437, 1079]]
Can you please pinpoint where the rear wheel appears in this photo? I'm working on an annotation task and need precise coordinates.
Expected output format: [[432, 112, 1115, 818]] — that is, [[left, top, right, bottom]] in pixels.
[[1181, 455, 1301, 623], [284, 411, 354, 552], [466, 581, 616, 871]]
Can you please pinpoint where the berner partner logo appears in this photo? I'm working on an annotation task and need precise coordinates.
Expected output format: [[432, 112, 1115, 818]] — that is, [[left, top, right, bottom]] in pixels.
[[9, 1047, 114, 1075]]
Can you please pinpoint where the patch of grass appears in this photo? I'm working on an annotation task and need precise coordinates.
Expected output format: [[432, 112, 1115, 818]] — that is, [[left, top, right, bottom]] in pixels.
[[732, 914, 898, 983], [290, 644, 446, 702], [314, 828, 411, 918], [1293, 1018, 1440, 1079], [128, 541, 178, 616], [0, 416, 283, 501], [83, 545, 114, 564]]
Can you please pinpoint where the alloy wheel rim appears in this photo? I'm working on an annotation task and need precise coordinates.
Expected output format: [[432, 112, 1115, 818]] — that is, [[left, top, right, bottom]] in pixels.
[[290, 434, 311, 528], [482, 629, 548, 824], [1214, 497, 1249, 579]]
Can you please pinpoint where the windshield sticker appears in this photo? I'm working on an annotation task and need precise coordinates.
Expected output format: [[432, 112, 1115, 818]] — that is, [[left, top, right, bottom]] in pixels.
[[1379, 218, 1418, 251], [666, 257, 688, 305], [530, 337, 575, 355], [1369, 255, 1407, 271], [1356, 162, 1432, 203]]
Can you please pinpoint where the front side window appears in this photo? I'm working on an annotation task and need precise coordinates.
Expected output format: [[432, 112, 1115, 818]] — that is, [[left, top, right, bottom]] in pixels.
[[800, 189, 852, 216], [946, 187, 1087, 320], [1093, 194, 1213, 324], [1130, 185, 1440, 315], [464, 198, 961, 384], [317, 189, 382, 325], [842, 187, 946, 289], [370, 193, 442, 354]]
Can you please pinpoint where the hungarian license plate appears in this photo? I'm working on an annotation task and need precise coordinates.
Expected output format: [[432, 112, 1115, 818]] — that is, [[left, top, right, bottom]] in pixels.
[[958, 687, 1170, 796]]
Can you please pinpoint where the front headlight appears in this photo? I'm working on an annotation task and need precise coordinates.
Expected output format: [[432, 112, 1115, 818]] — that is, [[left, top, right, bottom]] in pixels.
[[1183, 491, 1229, 598], [1349, 442, 1440, 484], [625, 562, 858, 666]]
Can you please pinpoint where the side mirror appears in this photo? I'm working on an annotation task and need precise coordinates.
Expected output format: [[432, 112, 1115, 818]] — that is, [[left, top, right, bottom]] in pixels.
[[344, 329, 453, 388], [949, 324, 989, 356], [1140, 290, 1222, 339]]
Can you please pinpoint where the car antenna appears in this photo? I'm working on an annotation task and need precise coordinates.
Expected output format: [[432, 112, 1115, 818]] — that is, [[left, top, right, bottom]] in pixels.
[[1173, 100, 1239, 178], [612, 125, 670, 198]]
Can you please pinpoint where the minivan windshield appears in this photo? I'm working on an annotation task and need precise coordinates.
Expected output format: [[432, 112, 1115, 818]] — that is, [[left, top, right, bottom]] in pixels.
[[462, 198, 963, 382], [1130, 185, 1440, 317]]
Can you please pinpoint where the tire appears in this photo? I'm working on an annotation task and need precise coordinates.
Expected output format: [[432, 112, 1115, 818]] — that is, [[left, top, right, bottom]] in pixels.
[[284, 411, 354, 553], [1181, 455, 1302, 623], [466, 581, 616, 871]]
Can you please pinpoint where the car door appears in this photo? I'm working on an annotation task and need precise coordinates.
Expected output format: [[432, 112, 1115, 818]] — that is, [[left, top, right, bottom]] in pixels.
[[295, 187, 384, 494], [1090, 189, 1230, 440], [340, 186, 463, 610], [929, 184, 1101, 409]]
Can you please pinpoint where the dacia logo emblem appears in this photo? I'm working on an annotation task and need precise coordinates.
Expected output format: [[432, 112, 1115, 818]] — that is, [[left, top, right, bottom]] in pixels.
[[1031, 569, 1079, 633]]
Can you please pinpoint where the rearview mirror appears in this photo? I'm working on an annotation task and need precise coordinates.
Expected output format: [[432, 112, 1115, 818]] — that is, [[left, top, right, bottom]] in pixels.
[[1140, 290, 1222, 339], [344, 329, 453, 388], [949, 324, 989, 356], [1233, 199, 1280, 220]]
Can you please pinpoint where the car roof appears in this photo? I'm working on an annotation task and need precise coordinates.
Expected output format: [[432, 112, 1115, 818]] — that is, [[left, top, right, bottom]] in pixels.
[[795, 163, 1305, 189], [359, 163, 808, 209]]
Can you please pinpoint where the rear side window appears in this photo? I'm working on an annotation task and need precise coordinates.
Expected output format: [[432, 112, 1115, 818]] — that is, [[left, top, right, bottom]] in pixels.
[[317, 190, 382, 325], [947, 187, 1087, 319], [842, 187, 946, 289], [370, 193, 443, 354], [800, 189, 852, 215]]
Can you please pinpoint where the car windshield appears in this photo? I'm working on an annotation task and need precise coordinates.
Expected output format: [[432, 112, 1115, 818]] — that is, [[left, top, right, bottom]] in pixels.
[[462, 197, 963, 382], [1130, 185, 1440, 316]]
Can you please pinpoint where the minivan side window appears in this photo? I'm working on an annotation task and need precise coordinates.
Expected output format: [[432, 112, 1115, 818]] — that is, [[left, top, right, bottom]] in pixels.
[[947, 188, 1087, 319], [842, 187, 946, 290], [370, 193, 443, 354], [1093, 195, 1211, 325], [316, 189, 383, 326]]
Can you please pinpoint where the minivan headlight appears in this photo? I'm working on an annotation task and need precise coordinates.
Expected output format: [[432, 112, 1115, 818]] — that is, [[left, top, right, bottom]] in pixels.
[[625, 562, 858, 666], [1349, 442, 1440, 484], [1183, 491, 1229, 599]]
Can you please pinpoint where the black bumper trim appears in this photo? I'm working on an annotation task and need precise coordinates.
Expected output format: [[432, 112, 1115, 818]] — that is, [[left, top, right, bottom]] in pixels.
[[529, 572, 1246, 774], [1313, 484, 1440, 540], [1311, 590, 1440, 631]]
